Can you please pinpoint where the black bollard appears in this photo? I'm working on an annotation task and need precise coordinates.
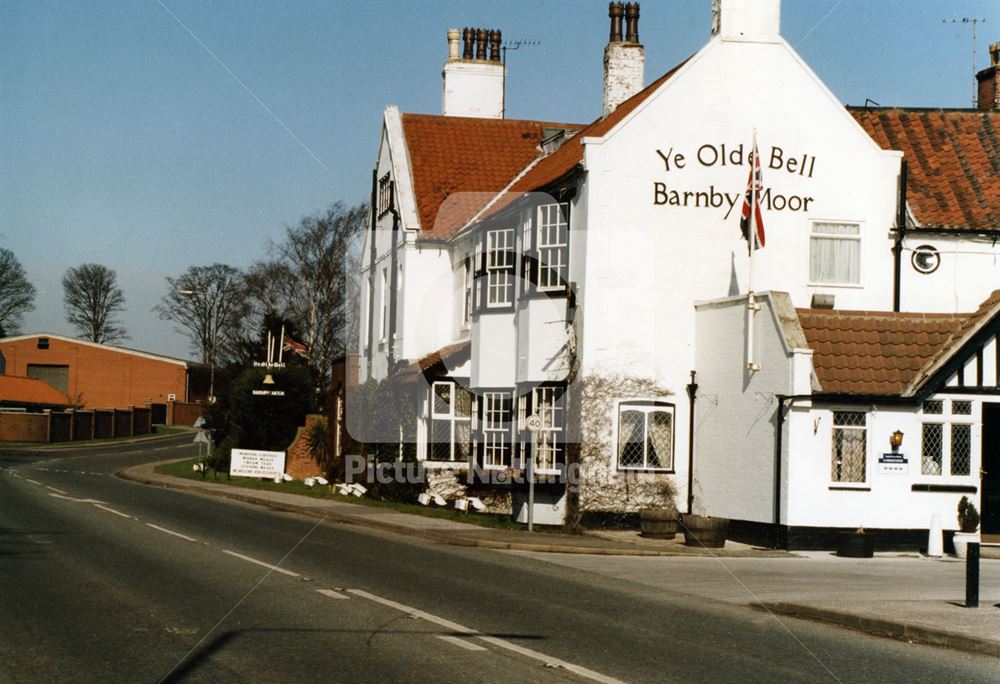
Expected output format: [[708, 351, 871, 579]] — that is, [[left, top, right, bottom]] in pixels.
[[966, 542, 980, 608]]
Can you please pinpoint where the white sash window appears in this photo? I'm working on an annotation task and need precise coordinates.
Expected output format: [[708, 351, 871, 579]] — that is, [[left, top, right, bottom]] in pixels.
[[810, 222, 861, 285]]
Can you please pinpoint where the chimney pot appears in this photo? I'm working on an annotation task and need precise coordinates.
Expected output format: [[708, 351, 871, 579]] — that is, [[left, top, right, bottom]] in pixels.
[[489, 29, 502, 62], [447, 28, 461, 61], [475, 28, 488, 60], [462, 28, 474, 59], [608, 2, 624, 43], [625, 3, 639, 43], [991, 42, 1000, 67]]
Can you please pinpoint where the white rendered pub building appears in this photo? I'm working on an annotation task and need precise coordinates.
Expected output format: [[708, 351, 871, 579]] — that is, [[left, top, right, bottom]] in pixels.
[[352, 0, 1000, 549]]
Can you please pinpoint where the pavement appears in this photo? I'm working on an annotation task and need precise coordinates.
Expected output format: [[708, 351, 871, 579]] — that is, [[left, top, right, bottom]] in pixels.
[[121, 457, 1000, 661]]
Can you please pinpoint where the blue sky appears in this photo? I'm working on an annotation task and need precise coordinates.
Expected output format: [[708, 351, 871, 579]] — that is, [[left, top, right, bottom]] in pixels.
[[2, 0, 998, 359]]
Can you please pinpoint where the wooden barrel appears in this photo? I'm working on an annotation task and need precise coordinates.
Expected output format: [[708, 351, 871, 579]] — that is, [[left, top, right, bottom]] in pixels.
[[681, 514, 729, 548]]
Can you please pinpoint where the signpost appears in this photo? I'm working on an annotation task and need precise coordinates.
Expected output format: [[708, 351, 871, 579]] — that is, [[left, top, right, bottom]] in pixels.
[[525, 414, 542, 532]]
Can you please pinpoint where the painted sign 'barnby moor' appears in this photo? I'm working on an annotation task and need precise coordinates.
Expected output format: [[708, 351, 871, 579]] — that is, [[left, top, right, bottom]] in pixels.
[[653, 142, 818, 219]]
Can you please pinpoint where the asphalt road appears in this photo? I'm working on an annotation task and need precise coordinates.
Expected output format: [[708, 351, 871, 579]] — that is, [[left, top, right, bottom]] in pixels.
[[2, 435, 998, 683]]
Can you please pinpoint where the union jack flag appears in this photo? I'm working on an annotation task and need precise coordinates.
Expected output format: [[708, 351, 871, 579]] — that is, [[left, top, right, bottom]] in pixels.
[[740, 138, 766, 254], [282, 334, 309, 359]]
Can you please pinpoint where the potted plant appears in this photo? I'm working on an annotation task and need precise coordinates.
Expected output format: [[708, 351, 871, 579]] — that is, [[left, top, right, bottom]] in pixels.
[[953, 496, 981, 559], [639, 505, 680, 539], [680, 513, 730, 548]]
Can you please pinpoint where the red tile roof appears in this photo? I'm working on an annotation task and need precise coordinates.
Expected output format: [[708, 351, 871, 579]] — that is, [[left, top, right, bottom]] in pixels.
[[401, 114, 582, 238], [401, 57, 689, 238], [850, 108, 1000, 230], [0, 375, 71, 407], [796, 308, 967, 396]]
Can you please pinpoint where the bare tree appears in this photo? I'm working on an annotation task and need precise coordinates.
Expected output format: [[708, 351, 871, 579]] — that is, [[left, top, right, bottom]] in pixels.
[[246, 201, 367, 388], [0, 247, 36, 337], [154, 264, 250, 398], [62, 263, 128, 344]]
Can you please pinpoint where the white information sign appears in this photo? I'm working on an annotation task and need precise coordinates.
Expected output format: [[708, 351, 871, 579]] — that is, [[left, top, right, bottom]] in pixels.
[[230, 448, 286, 479]]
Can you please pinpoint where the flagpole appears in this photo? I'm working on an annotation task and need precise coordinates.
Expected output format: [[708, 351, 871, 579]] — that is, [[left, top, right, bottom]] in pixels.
[[747, 128, 760, 372]]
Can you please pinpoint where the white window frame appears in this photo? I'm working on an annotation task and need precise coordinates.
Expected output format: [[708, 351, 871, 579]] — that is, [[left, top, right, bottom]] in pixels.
[[531, 386, 565, 473], [480, 391, 513, 468], [427, 381, 471, 463], [615, 400, 674, 472], [831, 410, 867, 484], [809, 221, 862, 286], [462, 254, 473, 327], [485, 228, 515, 308], [536, 203, 569, 292], [379, 268, 389, 342]]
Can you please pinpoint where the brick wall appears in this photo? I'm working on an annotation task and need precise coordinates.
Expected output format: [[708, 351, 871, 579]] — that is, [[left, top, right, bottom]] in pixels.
[[0, 335, 189, 408], [285, 414, 326, 479], [0, 413, 48, 442], [168, 401, 203, 426]]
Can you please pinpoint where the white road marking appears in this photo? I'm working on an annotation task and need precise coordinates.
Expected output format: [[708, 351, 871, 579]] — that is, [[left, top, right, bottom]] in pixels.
[[347, 589, 625, 684], [44, 486, 68, 495], [48, 493, 107, 504], [94, 504, 133, 519], [221, 550, 300, 577], [146, 523, 197, 542], [437, 635, 488, 652], [26, 478, 43, 485], [316, 589, 350, 600]]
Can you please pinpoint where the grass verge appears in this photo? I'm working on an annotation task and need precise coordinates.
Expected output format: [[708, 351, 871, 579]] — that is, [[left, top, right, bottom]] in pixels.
[[154, 458, 540, 531]]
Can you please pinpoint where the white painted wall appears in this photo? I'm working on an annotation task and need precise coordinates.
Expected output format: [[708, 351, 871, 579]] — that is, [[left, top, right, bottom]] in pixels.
[[694, 294, 798, 522], [900, 233, 1000, 313]]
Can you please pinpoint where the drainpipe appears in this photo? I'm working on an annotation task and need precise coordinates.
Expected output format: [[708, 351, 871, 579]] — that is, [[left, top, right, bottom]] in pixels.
[[892, 160, 907, 312], [774, 394, 787, 549], [685, 370, 698, 515], [365, 169, 378, 373]]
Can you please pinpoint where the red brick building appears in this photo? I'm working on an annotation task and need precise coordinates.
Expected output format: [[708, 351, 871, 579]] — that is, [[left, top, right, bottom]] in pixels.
[[0, 333, 193, 409]]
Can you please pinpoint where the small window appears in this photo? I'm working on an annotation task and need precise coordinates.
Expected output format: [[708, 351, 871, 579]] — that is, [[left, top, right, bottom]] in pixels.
[[810, 222, 860, 285], [379, 269, 389, 342], [922, 400, 943, 415], [831, 411, 866, 483], [377, 173, 392, 217], [911, 244, 940, 274], [462, 256, 473, 326], [37, 337, 49, 350], [921, 423, 944, 475], [952, 400, 972, 416], [617, 401, 674, 471]]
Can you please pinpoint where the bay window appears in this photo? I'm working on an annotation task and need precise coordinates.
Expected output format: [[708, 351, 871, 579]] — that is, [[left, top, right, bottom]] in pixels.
[[428, 381, 472, 462], [477, 391, 514, 468]]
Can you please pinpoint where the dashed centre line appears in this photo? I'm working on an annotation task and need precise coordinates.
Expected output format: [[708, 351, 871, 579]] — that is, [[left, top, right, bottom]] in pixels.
[[222, 550, 301, 577], [26, 478, 43, 485], [48, 493, 107, 504], [146, 523, 197, 542], [346, 589, 625, 684], [316, 589, 350, 600], [45, 486, 68, 495], [437, 635, 488, 652], [94, 504, 133, 519]]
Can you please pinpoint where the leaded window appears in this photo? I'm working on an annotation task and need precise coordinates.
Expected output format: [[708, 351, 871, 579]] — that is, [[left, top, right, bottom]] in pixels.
[[921, 423, 944, 475], [831, 411, 866, 482], [951, 424, 972, 476], [617, 401, 674, 471]]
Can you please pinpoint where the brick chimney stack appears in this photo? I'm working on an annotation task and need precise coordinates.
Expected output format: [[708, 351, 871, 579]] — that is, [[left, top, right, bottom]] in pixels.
[[602, 2, 644, 117], [976, 42, 1000, 111], [442, 26, 505, 118]]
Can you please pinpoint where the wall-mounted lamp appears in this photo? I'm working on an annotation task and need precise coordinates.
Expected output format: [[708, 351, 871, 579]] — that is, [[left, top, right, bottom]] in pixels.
[[890, 429, 904, 451]]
